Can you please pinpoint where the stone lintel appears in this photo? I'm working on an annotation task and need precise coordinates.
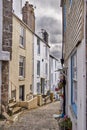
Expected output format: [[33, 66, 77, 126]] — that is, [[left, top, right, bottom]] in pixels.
[[0, 51, 10, 61]]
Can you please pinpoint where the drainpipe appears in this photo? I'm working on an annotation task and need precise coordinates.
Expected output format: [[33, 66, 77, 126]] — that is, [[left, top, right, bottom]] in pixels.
[[60, 0, 66, 116]]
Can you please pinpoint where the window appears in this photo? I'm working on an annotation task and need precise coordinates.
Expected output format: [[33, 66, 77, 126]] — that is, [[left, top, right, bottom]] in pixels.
[[69, 0, 72, 5], [30, 84, 32, 91], [71, 52, 77, 116], [19, 56, 25, 77], [45, 46, 48, 58], [19, 85, 24, 101], [51, 73, 53, 84], [55, 60, 57, 68], [37, 38, 40, 54], [20, 25, 25, 47], [63, 4, 66, 32], [37, 60, 40, 76], [45, 63, 48, 75]]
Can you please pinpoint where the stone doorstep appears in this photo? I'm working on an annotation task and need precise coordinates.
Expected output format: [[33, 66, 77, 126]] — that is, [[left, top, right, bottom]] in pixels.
[[12, 107, 22, 114], [8, 102, 17, 108]]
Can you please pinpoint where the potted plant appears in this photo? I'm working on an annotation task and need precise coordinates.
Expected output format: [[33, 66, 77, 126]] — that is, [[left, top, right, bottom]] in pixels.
[[58, 115, 72, 130]]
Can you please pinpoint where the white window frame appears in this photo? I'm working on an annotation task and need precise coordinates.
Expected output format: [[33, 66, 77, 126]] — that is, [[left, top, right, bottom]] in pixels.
[[37, 82, 40, 94], [20, 25, 25, 48], [37, 60, 40, 76], [71, 51, 77, 116], [37, 38, 40, 54], [19, 56, 25, 77]]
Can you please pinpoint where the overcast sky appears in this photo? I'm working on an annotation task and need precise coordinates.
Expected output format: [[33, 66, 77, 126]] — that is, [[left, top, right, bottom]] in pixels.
[[13, 0, 62, 58], [28, 0, 62, 58]]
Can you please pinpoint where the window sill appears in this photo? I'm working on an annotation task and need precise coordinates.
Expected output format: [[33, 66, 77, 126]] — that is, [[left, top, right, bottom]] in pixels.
[[69, 104, 77, 119], [19, 45, 25, 49], [37, 75, 40, 78], [19, 76, 25, 81]]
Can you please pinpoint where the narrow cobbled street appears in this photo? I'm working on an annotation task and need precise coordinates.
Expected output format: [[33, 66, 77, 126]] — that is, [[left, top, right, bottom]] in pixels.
[[3, 101, 59, 130]]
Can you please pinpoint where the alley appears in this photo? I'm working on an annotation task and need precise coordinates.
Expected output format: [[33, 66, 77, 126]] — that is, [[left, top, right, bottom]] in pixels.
[[4, 101, 59, 130]]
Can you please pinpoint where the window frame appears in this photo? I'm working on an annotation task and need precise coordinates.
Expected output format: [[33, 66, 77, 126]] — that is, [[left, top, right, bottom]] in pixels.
[[37, 38, 40, 54], [45, 63, 48, 75], [19, 56, 25, 78], [71, 51, 77, 116], [37, 60, 40, 76], [37, 82, 41, 94], [69, 0, 72, 6], [20, 25, 25, 48]]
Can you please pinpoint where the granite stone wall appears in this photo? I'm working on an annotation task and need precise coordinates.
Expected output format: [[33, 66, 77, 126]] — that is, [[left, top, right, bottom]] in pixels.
[[1, 0, 13, 110]]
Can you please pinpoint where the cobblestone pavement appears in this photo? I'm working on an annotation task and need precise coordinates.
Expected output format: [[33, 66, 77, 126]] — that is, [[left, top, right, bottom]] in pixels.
[[2, 101, 60, 130]]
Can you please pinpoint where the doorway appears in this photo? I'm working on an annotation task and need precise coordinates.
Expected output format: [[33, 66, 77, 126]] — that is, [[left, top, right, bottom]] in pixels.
[[41, 78, 45, 94], [19, 85, 25, 101]]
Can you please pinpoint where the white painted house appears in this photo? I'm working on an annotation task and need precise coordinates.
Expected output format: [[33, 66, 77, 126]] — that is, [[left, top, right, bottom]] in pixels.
[[49, 54, 61, 94], [33, 34, 50, 95], [61, 0, 87, 130]]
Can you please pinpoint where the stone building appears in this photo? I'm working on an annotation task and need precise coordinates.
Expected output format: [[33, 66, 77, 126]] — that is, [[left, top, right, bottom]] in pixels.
[[0, 0, 13, 113], [9, 13, 34, 101], [9, 1, 50, 100], [61, 0, 87, 130]]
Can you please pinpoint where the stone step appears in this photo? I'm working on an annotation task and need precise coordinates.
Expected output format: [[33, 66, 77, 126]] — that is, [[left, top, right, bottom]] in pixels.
[[8, 102, 17, 108], [12, 107, 22, 114]]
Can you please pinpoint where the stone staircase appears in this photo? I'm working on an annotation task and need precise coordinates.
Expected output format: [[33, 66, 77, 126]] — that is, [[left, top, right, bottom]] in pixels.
[[8, 99, 22, 115]]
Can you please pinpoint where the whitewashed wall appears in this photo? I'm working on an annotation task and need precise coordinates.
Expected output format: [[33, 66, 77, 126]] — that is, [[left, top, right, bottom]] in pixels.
[[68, 40, 86, 130], [49, 56, 60, 93], [33, 35, 49, 94]]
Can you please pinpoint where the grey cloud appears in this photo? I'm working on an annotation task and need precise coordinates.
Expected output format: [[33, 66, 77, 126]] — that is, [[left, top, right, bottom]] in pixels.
[[51, 51, 62, 59], [36, 16, 62, 44], [28, 0, 62, 58], [51, 44, 62, 58], [29, 0, 61, 14], [50, 34, 62, 43]]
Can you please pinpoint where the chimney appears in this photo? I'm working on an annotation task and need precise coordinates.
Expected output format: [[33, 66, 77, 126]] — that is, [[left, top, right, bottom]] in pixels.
[[22, 1, 35, 32], [41, 29, 49, 44]]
